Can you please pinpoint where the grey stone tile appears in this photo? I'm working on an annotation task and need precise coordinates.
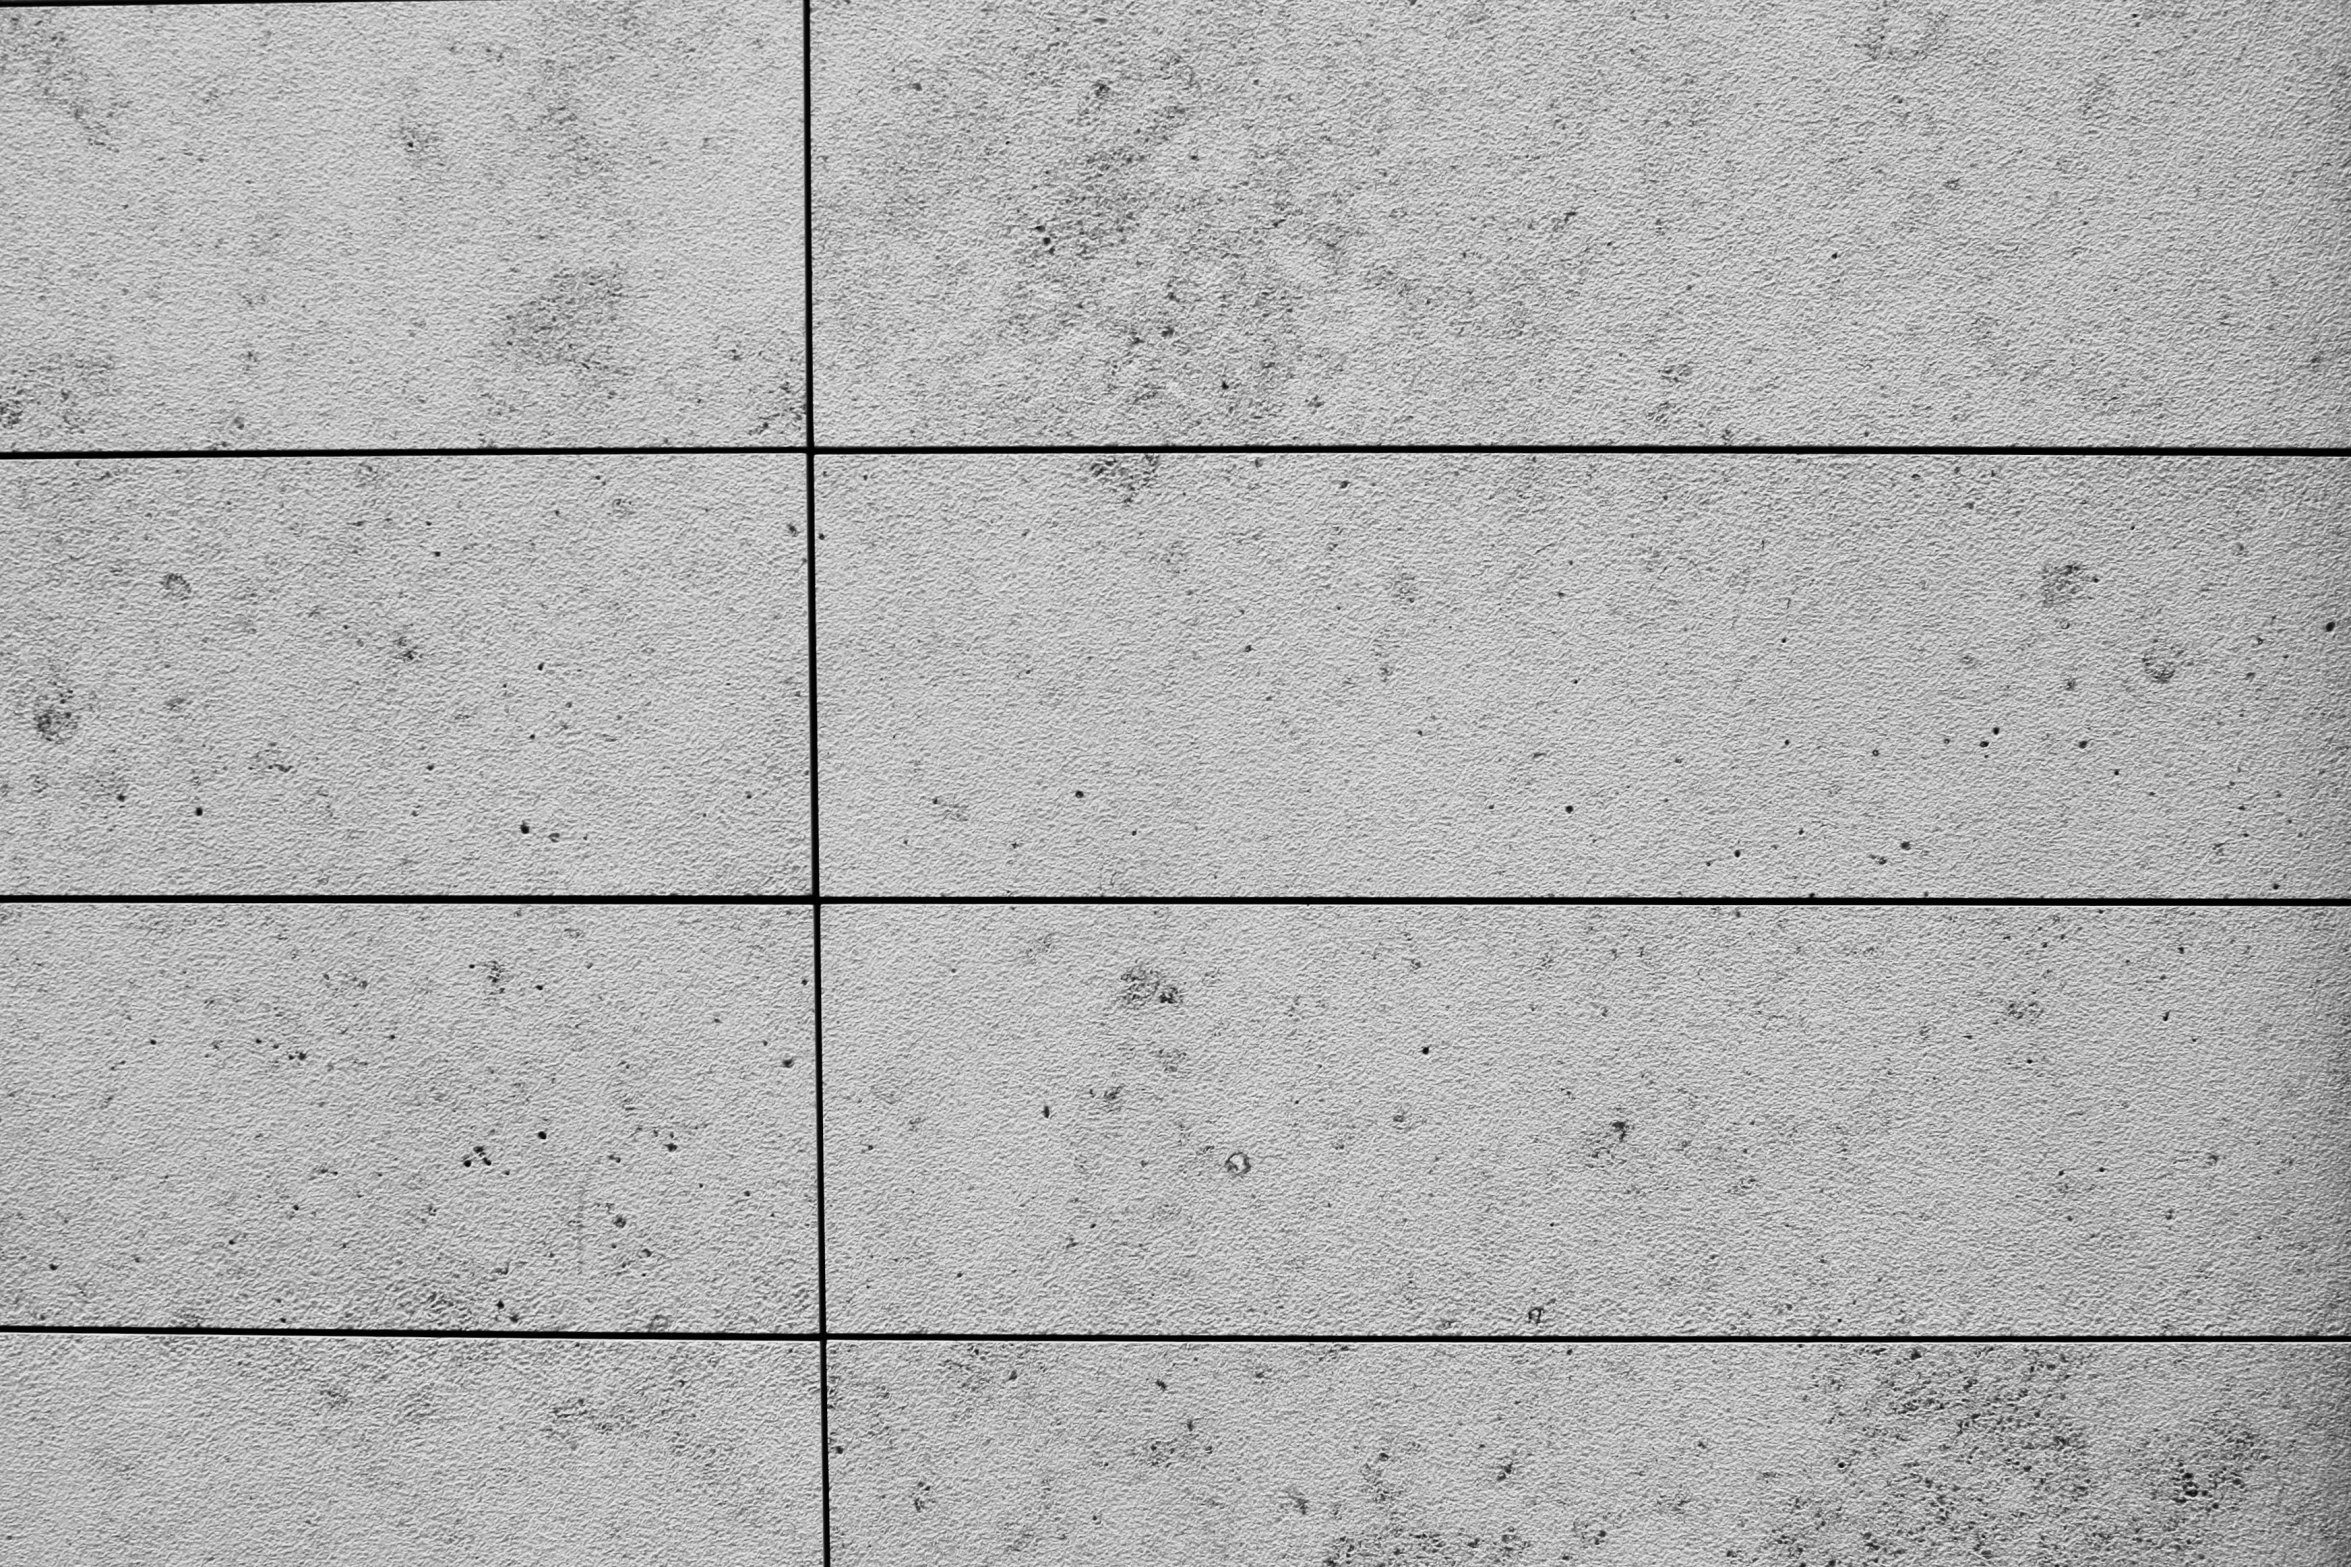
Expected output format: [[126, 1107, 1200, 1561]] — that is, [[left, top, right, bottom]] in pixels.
[[1, 454, 808, 894], [823, 904, 2350, 1337], [0, 903, 816, 1332], [811, 0, 2347, 445], [830, 1340, 2351, 1567], [1, 1334, 821, 1564], [0, 0, 802, 450], [815, 453, 2349, 897]]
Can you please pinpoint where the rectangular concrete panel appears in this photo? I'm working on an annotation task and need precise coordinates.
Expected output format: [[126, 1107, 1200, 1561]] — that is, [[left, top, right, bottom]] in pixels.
[[0, 0, 802, 450], [0, 904, 816, 1333], [0, 1334, 821, 1566], [815, 454, 2349, 897], [829, 1340, 2350, 1567], [811, 0, 2348, 445], [0, 454, 809, 894], [823, 904, 2350, 1337]]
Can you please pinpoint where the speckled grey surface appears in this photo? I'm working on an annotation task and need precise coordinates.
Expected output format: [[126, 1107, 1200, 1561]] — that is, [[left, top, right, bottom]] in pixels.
[[811, 0, 2348, 445], [0, 903, 816, 1332], [7, 0, 2346, 1551], [1, 1334, 821, 1565], [830, 1340, 2350, 1567], [0, 0, 802, 450], [824, 903, 2349, 1337], [0, 455, 808, 894], [816, 453, 2349, 897]]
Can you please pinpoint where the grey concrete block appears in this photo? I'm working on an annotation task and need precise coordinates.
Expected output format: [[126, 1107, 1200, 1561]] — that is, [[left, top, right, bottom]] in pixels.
[[0, 0, 802, 450], [824, 904, 2349, 1337], [0, 903, 816, 1332], [815, 454, 2349, 897], [810, 0, 2348, 446], [1, 454, 809, 894], [1, 1334, 821, 1565], [829, 1339, 2350, 1567]]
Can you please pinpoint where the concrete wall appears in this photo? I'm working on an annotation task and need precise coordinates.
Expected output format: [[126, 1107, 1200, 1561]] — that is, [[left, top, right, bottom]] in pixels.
[[1, 455, 809, 894], [823, 903, 2349, 1337], [830, 1341, 2350, 1567], [0, 1, 802, 449], [4, 1, 2344, 1564], [817, 454, 2350, 897], [812, 0, 2349, 445], [1, 903, 817, 1333], [1, 1334, 821, 1566]]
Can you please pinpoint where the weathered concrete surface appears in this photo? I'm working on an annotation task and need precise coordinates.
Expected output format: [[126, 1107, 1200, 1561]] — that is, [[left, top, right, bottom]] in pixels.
[[816, 454, 2349, 897], [0, 1334, 821, 1565], [830, 1340, 2351, 1567], [0, 455, 809, 894], [0, 0, 802, 450], [0, 904, 816, 1332], [823, 904, 2349, 1337], [812, 0, 2348, 445]]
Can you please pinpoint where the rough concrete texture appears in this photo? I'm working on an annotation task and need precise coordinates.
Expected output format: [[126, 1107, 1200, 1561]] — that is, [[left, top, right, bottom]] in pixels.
[[816, 453, 2349, 897], [1, 455, 808, 894], [824, 904, 2349, 1336], [811, 0, 2348, 446], [1, 1334, 820, 1565], [0, 0, 801, 451], [829, 1340, 2350, 1567], [0, 903, 816, 1332]]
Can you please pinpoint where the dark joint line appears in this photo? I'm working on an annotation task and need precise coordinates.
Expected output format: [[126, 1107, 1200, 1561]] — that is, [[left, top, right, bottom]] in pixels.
[[0, 1325, 2333, 1347], [5, 443, 2344, 461], [2, 894, 2336, 909]]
